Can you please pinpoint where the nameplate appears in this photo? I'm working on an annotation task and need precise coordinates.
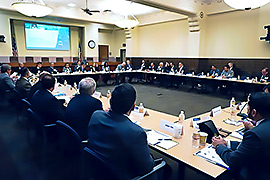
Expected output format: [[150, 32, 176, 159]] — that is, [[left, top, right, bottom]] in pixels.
[[212, 106, 222, 117], [92, 91, 102, 99], [160, 119, 175, 134]]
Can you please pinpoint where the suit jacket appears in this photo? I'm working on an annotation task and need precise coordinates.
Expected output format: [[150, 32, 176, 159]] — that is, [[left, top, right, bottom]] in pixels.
[[31, 67, 43, 75], [221, 69, 234, 78], [28, 81, 42, 101], [87, 110, 155, 179], [74, 65, 82, 72], [64, 94, 102, 140], [256, 72, 270, 82], [47, 66, 58, 74], [0, 73, 15, 93], [15, 77, 31, 99], [31, 88, 65, 125], [209, 69, 221, 76], [176, 66, 186, 74], [216, 119, 270, 180]]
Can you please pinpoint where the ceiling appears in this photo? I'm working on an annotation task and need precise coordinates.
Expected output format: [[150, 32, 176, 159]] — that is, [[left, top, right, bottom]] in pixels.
[[0, 0, 234, 26]]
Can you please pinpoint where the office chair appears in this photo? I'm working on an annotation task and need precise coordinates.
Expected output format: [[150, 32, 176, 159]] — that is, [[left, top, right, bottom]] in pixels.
[[83, 147, 166, 180], [56, 120, 83, 180], [26, 108, 46, 173]]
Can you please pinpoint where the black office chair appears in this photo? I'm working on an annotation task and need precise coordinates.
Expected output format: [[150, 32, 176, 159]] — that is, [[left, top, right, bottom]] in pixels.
[[17, 99, 32, 125], [26, 108, 46, 173], [56, 120, 83, 180], [83, 147, 166, 180]]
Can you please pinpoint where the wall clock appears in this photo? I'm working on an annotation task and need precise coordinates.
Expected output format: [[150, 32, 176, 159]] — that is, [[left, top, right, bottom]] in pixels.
[[88, 40, 96, 49]]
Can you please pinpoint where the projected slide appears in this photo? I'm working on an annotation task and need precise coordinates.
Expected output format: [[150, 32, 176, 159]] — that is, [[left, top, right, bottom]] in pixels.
[[25, 22, 70, 51]]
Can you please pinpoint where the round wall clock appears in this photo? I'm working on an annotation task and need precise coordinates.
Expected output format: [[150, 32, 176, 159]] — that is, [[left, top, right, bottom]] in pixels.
[[88, 40, 96, 49]]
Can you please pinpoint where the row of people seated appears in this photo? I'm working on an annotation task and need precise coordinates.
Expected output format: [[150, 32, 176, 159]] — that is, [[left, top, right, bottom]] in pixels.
[[27, 74, 157, 179]]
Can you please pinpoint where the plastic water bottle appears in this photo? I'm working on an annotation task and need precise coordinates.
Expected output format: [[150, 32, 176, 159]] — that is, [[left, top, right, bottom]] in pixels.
[[230, 97, 236, 108], [230, 97, 236, 120], [139, 103, 144, 113], [178, 111, 185, 123], [107, 90, 111, 98], [73, 82, 77, 89], [63, 80, 67, 86]]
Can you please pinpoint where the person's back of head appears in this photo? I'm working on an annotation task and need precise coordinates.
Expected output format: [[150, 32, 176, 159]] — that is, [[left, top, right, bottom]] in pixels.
[[1, 64, 11, 73], [110, 83, 136, 114], [78, 77, 96, 95], [248, 92, 270, 118], [20, 67, 29, 77], [41, 74, 55, 90]]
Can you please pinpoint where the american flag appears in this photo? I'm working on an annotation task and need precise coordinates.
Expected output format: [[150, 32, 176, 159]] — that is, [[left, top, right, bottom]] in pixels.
[[12, 36, 18, 57]]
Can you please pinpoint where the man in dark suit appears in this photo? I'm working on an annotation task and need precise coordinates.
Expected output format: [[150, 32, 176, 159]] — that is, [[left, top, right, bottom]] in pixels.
[[0, 64, 16, 103], [0, 64, 15, 92], [256, 67, 270, 82], [212, 92, 270, 180], [64, 78, 102, 141], [15, 67, 31, 99], [31, 74, 65, 125], [28, 72, 49, 101], [31, 62, 43, 75], [13, 62, 24, 75], [176, 62, 186, 74], [47, 63, 58, 74], [87, 83, 155, 179]]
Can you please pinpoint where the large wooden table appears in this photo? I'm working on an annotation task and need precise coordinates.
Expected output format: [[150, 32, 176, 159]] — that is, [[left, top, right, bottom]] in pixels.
[[55, 83, 244, 179], [99, 95, 244, 179]]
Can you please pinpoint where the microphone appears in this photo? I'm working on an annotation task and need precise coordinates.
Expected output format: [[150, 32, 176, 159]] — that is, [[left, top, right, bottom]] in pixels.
[[237, 102, 248, 119]]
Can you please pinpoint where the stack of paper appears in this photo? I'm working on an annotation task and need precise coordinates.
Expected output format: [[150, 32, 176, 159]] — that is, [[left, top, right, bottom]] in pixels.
[[146, 130, 178, 150]]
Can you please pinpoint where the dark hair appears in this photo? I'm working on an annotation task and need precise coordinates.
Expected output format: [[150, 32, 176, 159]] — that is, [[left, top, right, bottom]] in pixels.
[[224, 65, 230, 69], [263, 84, 270, 92], [264, 67, 269, 72], [1, 64, 11, 73], [212, 65, 217, 68], [20, 67, 29, 77], [110, 83, 136, 114], [37, 62, 42, 65], [41, 74, 55, 90], [248, 92, 270, 118]]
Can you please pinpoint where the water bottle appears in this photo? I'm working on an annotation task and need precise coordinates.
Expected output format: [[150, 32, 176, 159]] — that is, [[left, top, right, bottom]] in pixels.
[[230, 97, 236, 120], [178, 111, 185, 123], [73, 82, 77, 90], [139, 103, 144, 113], [63, 80, 67, 86], [230, 97, 236, 108], [107, 90, 111, 98]]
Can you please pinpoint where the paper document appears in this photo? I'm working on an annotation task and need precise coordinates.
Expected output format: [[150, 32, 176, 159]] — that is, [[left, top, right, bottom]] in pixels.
[[156, 140, 178, 150], [194, 145, 230, 170], [229, 132, 243, 140], [146, 130, 172, 145]]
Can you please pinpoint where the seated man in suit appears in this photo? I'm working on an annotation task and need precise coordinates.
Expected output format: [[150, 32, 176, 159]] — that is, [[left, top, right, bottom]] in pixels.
[[74, 61, 82, 72], [228, 62, 241, 77], [0, 64, 16, 101], [221, 65, 234, 78], [15, 67, 31, 99], [64, 78, 102, 141], [31, 74, 65, 125], [31, 62, 43, 75], [212, 92, 270, 180], [176, 62, 186, 74], [28, 72, 49, 101], [140, 60, 146, 71], [87, 83, 155, 179], [13, 62, 24, 75], [47, 63, 58, 74], [209, 65, 221, 77], [256, 67, 269, 82]]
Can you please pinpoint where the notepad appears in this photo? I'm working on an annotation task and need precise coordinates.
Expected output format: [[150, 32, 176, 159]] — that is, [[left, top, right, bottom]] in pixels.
[[194, 145, 230, 170], [156, 140, 178, 150], [146, 130, 172, 145]]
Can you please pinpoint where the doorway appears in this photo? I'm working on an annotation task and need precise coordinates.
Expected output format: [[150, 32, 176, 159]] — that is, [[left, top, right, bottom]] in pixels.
[[98, 45, 109, 62]]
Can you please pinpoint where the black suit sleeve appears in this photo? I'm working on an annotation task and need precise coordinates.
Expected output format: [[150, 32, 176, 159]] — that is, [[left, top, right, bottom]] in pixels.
[[4, 76, 15, 90], [216, 131, 261, 167], [129, 130, 155, 176]]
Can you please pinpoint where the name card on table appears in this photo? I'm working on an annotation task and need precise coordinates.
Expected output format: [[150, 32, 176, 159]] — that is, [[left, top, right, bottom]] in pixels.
[[160, 119, 175, 134], [92, 91, 102, 99], [211, 106, 222, 117]]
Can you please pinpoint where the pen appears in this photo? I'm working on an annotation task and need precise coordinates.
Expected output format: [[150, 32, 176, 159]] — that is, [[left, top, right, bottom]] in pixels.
[[198, 155, 230, 170], [158, 138, 172, 141]]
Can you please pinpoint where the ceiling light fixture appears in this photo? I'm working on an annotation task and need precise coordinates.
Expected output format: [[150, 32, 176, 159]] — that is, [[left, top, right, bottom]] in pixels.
[[67, 3, 77, 8], [224, 0, 270, 10], [11, 0, 53, 17], [115, 15, 139, 29]]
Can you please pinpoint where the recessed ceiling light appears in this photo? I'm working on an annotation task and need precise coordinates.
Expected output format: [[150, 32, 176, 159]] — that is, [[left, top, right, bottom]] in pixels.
[[67, 3, 76, 7]]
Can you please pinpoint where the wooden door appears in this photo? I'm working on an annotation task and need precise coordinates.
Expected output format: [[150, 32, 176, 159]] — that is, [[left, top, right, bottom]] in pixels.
[[98, 45, 109, 62]]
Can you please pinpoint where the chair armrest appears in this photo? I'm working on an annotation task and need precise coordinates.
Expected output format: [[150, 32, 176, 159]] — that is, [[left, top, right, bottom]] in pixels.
[[44, 123, 57, 127], [81, 140, 88, 144], [131, 160, 166, 180]]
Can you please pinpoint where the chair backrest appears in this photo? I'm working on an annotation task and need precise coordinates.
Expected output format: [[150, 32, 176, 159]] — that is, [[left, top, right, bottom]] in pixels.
[[83, 146, 122, 180], [26, 108, 46, 171], [26, 108, 46, 145], [56, 120, 82, 180]]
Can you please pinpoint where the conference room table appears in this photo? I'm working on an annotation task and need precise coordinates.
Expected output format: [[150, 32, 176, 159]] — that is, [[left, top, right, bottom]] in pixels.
[[55, 83, 245, 180], [53, 70, 267, 96]]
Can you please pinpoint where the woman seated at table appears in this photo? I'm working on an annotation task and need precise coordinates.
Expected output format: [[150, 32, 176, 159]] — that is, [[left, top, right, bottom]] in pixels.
[[62, 63, 71, 74]]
